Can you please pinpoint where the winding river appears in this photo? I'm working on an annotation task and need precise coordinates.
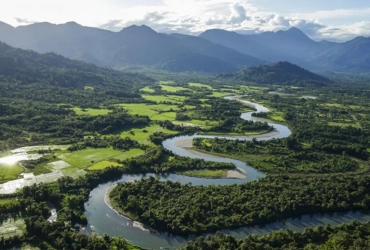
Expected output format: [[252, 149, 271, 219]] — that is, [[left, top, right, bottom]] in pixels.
[[84, 96, 370, 249]]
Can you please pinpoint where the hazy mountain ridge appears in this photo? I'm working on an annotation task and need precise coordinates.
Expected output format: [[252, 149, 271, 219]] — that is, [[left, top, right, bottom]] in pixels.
[[0, 22, 264, 73], [220, 61, 332, 85], [200, 28, 370, 72], [0, 41, 154, 89], [1, 21, 368, 73]]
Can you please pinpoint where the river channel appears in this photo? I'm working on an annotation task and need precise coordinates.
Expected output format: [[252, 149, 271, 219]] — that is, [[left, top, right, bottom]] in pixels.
[[84, 96, 369, 249]]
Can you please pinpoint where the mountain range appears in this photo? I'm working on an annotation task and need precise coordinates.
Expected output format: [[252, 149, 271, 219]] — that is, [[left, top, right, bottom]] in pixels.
[[0, 21, 369, 73], [220, 61, 332, 85]]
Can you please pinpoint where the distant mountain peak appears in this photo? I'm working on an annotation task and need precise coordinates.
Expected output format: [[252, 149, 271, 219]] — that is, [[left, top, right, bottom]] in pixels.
[[63, 21, 81, 27], [121, 24, 156, 33]]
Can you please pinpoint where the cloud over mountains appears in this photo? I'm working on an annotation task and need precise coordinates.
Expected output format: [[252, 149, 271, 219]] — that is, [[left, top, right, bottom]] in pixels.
[[98, 0, 370, 42]]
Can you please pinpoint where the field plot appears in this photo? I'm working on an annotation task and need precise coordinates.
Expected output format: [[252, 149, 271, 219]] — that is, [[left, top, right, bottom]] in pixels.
[[87, 149, 145, 170], [87, 161, 122, 171], [141, 94, 186, 104], [118, 103, 178, 121], [140, 86, 155, 93], [72, 108, 111, 116], [0, 217, 25, 238], [0, 171, 64, 194], [59, 148, 126, 169], [118, 124, 177, 144], [0, 164, 24, 183], [160, 85, 191, 93], [188, 82, 213, 90]]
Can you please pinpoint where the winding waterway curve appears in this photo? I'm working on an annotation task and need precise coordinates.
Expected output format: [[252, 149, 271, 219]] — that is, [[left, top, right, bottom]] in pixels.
[[83, 96, 368, 249]]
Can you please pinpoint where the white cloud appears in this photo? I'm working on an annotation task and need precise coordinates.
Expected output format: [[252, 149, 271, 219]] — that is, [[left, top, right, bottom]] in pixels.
[[292, 8, 370, 20], [0, 0, 369, 41]]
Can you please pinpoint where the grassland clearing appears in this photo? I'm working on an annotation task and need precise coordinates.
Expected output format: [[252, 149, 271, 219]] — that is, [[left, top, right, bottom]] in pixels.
[[179, 169, 227, 178], [117, 124, 177, 144], [141, 94, 186, 104], [72, 108, 111, 116], [59, 148, 128, 169], [188, 82, 213, 89], [160, 85, 191, 93], [84, 86, 94, 91], [0, 216, 25, 238], [0, 164, 24, 183], [118, 103, 179, 121], [140, 86, 155, 93], [87, 161, 122, 171]]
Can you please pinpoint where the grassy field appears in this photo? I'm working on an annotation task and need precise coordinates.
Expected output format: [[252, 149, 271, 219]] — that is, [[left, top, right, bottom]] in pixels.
[[59, 148, 129, 169], [141, 94, 186, 104], [59, 166, 86, 178], [158, 81, 174, 85], [117, 124, 177, 144], [118, 103, 181, 121], [160, 85, 191, 93], [140, 86, 155, 93], [179, 169, 227, 178], [0, 198, 18, 205], [87, 161, 122, 171], [209, 92, 232, 97], [112, 148, 145, 160], [0, 216, 25, 239], [267, 111, 285, 122], [84, 86, 94, 91], [72, 108, 111, 116], [188, 82, 213, 89], [0, 164, 24, 182]]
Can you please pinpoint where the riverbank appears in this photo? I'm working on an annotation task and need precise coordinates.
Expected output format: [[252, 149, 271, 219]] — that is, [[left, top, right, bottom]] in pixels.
[[104, 182, 150, 232], [174, 139, 247, 179]]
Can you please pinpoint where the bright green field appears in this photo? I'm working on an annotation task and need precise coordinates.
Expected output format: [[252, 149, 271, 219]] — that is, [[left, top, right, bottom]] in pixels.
[[72, 108, 111, 116], [328, 122, 360, 128], [179, 169, 227, 178], [84, 86, 94, 91], [0, 217, 25, 239], [267, 111, 285, 122], [0, 198, 18, 205], [141, 95, 186, 104], [59, 148, 128, 169], [87, 161, 122, 171], [0, 164, 24, 182], [140, 86, 155, 93], [209, 92, 232, 97], [188, 83, 213, 90], [113, 148, 145, 160], [160, 85, 191, 93], [118, 103, 178, 121], [117, 124, 177, 144], [158, 81, 174, 85]]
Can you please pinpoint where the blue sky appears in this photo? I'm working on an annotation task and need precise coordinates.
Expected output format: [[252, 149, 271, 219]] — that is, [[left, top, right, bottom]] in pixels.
[[1, 0, 370, 41]]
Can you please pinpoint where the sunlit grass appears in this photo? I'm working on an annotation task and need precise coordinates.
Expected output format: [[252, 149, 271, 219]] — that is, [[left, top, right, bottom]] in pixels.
[[140, 86, 155, 93], [117, 124, 177, 144], [72, 108, 111, 116], [59, 148, 127, 169]]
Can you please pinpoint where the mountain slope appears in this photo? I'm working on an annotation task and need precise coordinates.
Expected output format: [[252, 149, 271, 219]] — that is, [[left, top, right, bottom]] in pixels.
[[221, 61, 332, 85], [0, 41, 153, 90], [170, 33, 265, 67], [200, 28, 370, 72], [0, 22, 264, 73]]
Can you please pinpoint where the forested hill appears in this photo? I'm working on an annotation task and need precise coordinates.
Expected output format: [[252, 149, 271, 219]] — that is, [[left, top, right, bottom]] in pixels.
[[220, 61, 332, 85], [0, 42, 154, 90]]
